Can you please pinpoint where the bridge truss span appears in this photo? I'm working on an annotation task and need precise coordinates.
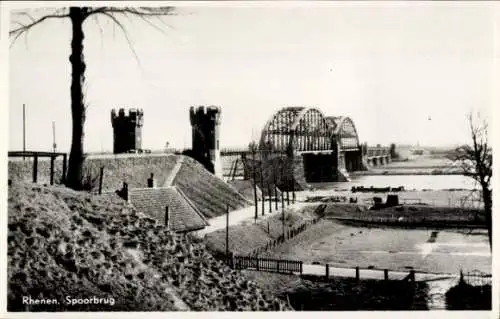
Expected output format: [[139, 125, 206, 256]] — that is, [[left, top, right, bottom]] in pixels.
[[259, 106, 332, 153]]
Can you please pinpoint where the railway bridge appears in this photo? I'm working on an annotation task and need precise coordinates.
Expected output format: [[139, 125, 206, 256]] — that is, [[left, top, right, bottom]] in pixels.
[[221, 106, 391, 190]]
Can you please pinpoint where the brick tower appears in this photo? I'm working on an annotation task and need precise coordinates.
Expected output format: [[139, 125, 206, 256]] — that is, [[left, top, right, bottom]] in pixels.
[[189, 106, 222, 178], [111, 108, 144, 154]]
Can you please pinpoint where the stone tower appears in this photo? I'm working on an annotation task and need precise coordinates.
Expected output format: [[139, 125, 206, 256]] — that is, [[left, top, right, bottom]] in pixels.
[[111, 108, 144, 154], [189, 106, 222, 178]]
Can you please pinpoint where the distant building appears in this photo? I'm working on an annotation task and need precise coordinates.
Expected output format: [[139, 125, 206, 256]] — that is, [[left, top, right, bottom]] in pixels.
[[111, 108, 144, 154]]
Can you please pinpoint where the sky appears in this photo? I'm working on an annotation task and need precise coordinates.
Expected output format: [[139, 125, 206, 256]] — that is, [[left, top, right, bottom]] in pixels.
[[7, 3, 497, 153]]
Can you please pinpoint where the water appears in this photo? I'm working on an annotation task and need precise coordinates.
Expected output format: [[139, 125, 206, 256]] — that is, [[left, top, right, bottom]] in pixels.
[[310, 174, 478, 191]]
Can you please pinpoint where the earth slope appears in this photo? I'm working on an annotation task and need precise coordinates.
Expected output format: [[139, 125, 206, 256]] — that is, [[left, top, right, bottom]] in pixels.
[[7, 182, 291, 311]]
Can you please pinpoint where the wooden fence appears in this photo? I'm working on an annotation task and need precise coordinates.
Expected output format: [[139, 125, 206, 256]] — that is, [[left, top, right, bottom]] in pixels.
[[232, 255, 303, 274], [462, 270, 492, 286], [228, 254, 416, 284], [8, 151, 68, 185]]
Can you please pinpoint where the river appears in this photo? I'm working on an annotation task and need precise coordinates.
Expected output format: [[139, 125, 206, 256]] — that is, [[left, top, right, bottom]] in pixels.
[[310, 174, 478, 191]]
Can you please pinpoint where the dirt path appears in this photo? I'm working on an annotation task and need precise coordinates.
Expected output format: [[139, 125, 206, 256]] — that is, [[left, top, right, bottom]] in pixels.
[[193, 202, 310, 237], [163, 156, 184, 187]]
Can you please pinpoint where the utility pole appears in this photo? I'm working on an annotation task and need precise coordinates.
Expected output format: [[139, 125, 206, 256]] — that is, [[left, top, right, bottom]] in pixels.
[[52, 121, 57, 153], [23, 104, 26, 160], [274, 174, 279, 211], [282, 195, 285, 238], [260, 161, 265, 216], [252, 149, 258, 222], [226, 204, 229, 257]]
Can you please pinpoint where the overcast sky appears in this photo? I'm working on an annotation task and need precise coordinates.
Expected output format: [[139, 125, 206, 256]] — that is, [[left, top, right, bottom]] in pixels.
[[8, 3, 496, 152]]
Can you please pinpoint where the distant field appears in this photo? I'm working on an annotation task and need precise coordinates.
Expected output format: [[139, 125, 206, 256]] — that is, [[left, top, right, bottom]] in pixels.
[[260, 219, 490, 275], [386, 156, 454, 169]]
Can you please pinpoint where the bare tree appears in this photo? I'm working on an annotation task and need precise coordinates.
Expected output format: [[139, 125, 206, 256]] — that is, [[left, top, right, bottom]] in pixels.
[[10, 6, 176, 190], [451, 112, 492, 250]]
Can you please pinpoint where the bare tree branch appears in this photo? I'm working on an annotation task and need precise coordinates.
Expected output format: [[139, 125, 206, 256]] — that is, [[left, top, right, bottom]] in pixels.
[[10, 12, 70, 37], [88, 6, 176, 36], [94, 12, 143, 68]]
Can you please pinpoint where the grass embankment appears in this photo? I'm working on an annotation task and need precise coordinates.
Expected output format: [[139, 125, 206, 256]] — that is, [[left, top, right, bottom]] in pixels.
[[8, 182, 291, 311], [8, 154, 179, 191], [205, 204, 322, 256], [172, 157, 251, 218], [227, 180, 263, 202], [243, 270, 429, 310], [9, 154, 252, 219]]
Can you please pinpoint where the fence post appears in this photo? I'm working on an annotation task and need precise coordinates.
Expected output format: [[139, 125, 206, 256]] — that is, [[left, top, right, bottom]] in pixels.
[[165, 206, 170, 230], [49, 155, 55, 185], [300, 261, 303, 275], [275, 184, 279, 210], [282, 191, 285, 209], [32, 154, 38, 183], [276, 260, 280, 273], [356, 267, 360, 281], [252, 150, 258, 222], [326, 264, 330, 280], [256, 256, 260, 271], [147, 172, 155, 188], [98, 166, 104, 195], [122, 182, 129, 202], [384, 269, 389, 281], [287, 178, 291, 206]]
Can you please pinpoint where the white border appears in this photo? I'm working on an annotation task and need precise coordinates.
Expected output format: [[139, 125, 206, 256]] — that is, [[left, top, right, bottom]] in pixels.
[[1, 1, 499, 319]]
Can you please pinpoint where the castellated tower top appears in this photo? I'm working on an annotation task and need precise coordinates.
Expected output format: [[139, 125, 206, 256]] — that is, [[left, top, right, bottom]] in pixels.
[[189, 105, 221, 126], [111, 108, 144, 127]]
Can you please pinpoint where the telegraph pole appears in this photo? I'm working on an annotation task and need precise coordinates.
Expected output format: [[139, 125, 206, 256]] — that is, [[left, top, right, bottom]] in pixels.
[[226, 204, 229, 257], [282, 195, 285, 238], [260, 161, 265, 216], [252, 148, 258, 222]]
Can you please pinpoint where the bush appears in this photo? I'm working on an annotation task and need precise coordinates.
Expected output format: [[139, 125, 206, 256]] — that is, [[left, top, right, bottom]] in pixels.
[[445, 281, 491, 310]]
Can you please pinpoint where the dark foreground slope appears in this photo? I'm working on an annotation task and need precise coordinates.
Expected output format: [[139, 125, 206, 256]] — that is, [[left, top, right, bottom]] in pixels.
[[7, 182, 291, 311]]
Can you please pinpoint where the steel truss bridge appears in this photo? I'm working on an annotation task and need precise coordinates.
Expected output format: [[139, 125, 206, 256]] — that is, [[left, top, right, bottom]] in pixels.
[[221, 106, 391, 181]]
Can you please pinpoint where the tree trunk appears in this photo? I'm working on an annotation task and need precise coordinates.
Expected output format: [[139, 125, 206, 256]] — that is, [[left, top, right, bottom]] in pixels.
[[65, 8, 88, 190]]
